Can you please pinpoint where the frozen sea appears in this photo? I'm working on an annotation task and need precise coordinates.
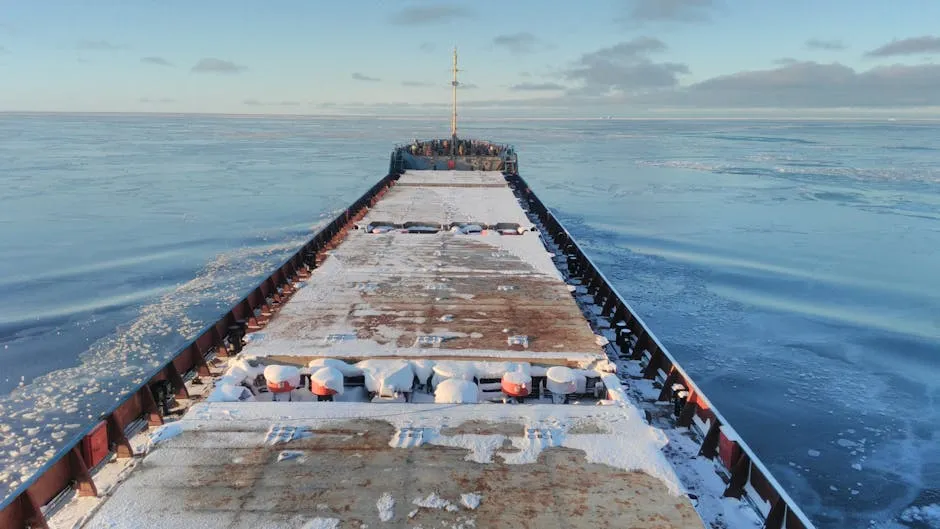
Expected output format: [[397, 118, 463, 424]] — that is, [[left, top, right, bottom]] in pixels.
[[0, 114, 938, 528]]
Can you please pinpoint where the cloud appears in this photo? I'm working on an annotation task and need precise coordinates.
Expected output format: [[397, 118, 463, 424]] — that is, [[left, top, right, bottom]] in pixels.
[[510, 82, 566, 91], [76, 40, 125, 51], [352, 72, 381, 82], [865, 36, 940, 57], [563, 38, 689, 95], [389, 5, 471, 25], [773, 57, 799, 65], [493, 32, 539, 54], [402, 81, 434, 87], [0, 45, 6, 54], [460, 83, 478, 89], [191, 58, 246, 74], [654, 61, 940, 107], [805, 38, 845, 51], [141, 56, 172, 67], [139, 97, 175, 104], [619, 0, 716, 25], [419, 42, 436, 53]]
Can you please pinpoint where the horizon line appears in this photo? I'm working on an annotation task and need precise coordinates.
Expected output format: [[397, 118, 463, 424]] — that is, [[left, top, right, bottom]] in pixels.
[[2, 110, 939, 122]]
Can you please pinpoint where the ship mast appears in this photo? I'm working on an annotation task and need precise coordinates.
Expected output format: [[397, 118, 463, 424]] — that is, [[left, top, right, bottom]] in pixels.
[[451, 47, 458, 156]]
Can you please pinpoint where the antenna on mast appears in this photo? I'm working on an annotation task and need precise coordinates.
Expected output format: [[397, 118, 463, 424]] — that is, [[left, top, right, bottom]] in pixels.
[[451, 47, 458, 156]]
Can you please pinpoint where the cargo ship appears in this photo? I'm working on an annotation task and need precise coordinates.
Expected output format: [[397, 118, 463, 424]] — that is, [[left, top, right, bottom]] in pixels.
[[0, 51, 816, 529]]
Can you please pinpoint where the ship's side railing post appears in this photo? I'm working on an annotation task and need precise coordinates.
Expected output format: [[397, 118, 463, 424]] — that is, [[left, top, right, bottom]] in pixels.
[[68, 446, 98, 498]]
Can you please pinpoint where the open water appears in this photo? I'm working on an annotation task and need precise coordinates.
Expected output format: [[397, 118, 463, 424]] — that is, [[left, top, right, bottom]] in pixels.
[[0, 115, 938, 528]]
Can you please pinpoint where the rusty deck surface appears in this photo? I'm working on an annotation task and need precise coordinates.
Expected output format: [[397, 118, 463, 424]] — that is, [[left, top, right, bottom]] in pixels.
[[84, 404, 704, 529], [243, 170, 605, 367]]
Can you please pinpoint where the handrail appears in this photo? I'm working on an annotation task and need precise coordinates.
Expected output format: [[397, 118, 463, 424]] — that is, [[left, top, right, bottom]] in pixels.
[[509, 173, 817, 529]]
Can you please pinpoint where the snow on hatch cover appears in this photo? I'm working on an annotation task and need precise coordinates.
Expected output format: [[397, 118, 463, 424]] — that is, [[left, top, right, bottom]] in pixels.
[[300, 518, 340, 529], [265, 424, 312, 445], [376, 492, 395, 522], [413, 492, 459, 512], [460, 493, 482, 510], [390, 427, 431, 448]]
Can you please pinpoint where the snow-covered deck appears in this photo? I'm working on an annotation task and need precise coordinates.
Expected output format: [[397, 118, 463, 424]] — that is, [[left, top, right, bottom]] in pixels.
[[74, 170, 708, 528], [242, 170, 605, 367], [84, 402, 704, 529]]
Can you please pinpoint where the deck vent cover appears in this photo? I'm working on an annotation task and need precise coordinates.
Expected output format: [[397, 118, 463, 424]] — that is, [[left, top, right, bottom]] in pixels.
[[449, 222, 485, 235], [507, 335, 529, 348], [324, 333, 357, 345], [415, 335, 452, 347], [403, 221, 442, 234], [366, 221, 401, 234]]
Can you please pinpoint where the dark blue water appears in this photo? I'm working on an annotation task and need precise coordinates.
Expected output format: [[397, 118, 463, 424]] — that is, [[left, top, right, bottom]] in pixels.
[[1, 116, 938, 528]]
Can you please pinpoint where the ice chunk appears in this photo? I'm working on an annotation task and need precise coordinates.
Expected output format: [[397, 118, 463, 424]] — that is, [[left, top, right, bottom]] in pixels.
[[807, 449, 821, 457], [301, 518, 340, 529], [460, 493, 482, 510], [376, 492, 395, 522], [434, 379, 479, 404], [413, 492, 458, 511]]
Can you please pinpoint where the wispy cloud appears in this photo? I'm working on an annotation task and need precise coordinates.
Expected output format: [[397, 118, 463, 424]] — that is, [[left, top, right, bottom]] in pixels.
[[402, 81, 434, 87], [510, 82, 566, 91], [191, 58, 246, 74], [141, 56, 172, 67], [460, 83, 478, 89], [493, 32, 540, 54], [865, 36, 940, 57], [139, 97, 176, 104], [352, 72, 381, 82], [619, 0, 717, 26], [389, 5, 471, 25], [76, 40, 125, 51], [0, 45, 6, 54], [419, 42, 436, 53], [805, 38, 845, 51]]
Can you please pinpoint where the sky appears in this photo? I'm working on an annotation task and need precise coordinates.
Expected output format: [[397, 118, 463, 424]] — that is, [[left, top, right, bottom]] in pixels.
[[2, 0, 940, 117]]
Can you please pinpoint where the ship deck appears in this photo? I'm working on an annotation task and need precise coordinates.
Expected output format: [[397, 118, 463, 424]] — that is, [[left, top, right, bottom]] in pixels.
[[75, 171, 706, 529], [83, 403, 703, 529], [246, 170, 604, 367]]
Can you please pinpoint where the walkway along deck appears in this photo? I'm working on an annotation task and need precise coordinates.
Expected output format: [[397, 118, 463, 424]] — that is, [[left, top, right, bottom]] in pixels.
[[0, 164, 816, 529]]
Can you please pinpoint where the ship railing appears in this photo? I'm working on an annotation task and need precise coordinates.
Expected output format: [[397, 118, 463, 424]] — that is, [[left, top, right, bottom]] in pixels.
[[505, 173, 817, 529], [0, 170, 404, 529]]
